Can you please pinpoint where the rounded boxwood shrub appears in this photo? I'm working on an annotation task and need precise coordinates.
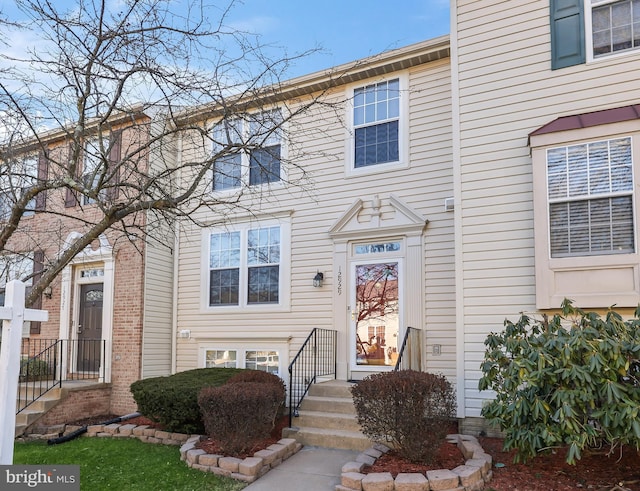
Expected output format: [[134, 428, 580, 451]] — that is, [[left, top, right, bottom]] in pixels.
[[130, 367, 244, 434], [198, 381, 284, 455], [351, 370, 456, 463], [226, 370, 286, 418]]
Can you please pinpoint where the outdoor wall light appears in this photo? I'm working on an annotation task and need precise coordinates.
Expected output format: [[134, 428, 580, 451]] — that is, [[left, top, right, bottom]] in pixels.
[[43, 286, 53, 299], [313, 271, 324, 288]]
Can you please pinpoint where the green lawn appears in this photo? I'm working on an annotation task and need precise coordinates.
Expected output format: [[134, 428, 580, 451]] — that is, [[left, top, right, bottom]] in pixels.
[[14, 437, 246, 491]]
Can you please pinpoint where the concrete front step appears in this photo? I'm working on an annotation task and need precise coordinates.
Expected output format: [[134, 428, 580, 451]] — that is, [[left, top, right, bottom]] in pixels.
[[299, 395, 357, 414], [285, 380, 371, 451], [295, 409, 362, 432], [14, 424, 27, 438], [282, 426, 371, 451], [16, 393, 60, 413], [307, 380, 356, 398]]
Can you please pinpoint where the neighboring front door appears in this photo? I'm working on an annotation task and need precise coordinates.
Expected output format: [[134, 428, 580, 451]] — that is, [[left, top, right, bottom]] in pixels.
[[77, 283, 103, 372], [351, 260, 401, 369]]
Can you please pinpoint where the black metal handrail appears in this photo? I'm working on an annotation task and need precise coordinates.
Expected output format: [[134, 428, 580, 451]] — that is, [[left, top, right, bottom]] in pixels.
[[394, 326, 422, 371], [288, 328, 337, 427], [17, 339, 62, 414], [16, 338, 106, 414]]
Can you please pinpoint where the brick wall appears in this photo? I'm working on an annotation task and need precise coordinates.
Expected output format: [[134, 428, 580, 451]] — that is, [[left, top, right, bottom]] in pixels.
[[38, 386, 112, 425], [109, 242, 145, 414]]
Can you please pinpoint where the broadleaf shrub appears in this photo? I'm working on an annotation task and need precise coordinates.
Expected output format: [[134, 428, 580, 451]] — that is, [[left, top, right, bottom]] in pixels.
[[350, 370, 456, 463], [130, 367, 243, 434], [198, 381, 283, 455], [479, 300, 640, 464]]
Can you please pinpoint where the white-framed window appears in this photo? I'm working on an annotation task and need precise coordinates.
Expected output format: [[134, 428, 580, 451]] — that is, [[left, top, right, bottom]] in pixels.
[[0, 253, 37, 336], [204, 217, 290, 309], [0, 155, 39, 218], [353, 78, 400, 168], [204, 348, 282, 376], [211, 109, 283, 191], [587, 0, 640, 59], [82, 138, 104, 205], [546, 137, 634, 257]]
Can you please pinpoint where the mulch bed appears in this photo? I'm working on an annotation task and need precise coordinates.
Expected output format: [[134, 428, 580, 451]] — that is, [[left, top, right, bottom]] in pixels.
[[67, 415, 640, 490]]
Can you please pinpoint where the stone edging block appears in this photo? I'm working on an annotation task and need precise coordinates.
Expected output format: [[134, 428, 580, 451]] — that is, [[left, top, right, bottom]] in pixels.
[[338, 434, 493, 491], [24, 422, 300, 484]]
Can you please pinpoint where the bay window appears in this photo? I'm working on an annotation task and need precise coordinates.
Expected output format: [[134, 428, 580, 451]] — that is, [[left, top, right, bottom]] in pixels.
[[547, 137, 634, 256]]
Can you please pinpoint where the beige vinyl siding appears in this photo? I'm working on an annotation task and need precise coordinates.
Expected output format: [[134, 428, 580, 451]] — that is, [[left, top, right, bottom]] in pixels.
[[454, 0, 640, 417], [141, 234, 174, 378], [140, 131, 177, 378], [175, 57, 456, 381]]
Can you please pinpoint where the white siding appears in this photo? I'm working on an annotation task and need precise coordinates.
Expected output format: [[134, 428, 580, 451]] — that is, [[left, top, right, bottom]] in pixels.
[[454, 0, 640, 416], [175, 57, 456, 382]]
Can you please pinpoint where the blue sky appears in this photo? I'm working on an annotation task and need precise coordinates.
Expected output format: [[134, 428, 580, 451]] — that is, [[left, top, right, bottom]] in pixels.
[[226, 0, 450, 78], [0, 0, 449, 78]]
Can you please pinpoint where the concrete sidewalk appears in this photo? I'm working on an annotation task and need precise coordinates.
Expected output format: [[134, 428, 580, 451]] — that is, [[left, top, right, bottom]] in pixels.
[[243, 446, 358, 491]]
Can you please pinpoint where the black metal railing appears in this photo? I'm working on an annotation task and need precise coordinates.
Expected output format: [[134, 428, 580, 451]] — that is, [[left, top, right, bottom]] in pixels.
[[394, 326, 422, 371], [16, 338, 105, 414], [288, 328, 337, 427]]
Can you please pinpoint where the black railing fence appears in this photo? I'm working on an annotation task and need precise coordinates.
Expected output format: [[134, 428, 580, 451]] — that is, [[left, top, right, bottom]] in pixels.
[[15, 338, 105, 414], [288, 328, 337, 427], [394, 326, 422, 371]]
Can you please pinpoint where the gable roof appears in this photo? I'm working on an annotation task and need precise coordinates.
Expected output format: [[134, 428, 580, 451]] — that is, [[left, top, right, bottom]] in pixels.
[[530, 104, 640, 136]]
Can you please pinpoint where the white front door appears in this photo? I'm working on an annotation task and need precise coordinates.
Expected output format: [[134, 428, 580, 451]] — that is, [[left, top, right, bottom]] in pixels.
[[350, 259, 402, 370]]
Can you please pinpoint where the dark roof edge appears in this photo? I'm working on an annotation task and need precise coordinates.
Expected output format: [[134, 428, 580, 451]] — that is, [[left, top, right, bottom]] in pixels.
[[530, 103, 640, 137]]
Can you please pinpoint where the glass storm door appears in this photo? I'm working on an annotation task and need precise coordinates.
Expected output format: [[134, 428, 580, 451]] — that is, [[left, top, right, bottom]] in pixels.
[[77, 283, 103, 372], [352, 261, 400, 367]]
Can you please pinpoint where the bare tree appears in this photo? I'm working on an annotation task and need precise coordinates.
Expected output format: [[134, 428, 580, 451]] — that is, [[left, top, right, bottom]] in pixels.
[[0, 0, 334, 306]]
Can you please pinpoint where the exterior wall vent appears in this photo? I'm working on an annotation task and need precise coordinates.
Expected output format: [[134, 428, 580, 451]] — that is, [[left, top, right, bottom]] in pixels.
[[444, 197, 454, 212]]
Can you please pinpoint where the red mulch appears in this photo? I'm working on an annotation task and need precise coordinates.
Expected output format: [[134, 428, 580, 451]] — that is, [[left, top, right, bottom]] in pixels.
[[365, 439, 465, 478], [194, 416, 290, 459], [479, 438, 640, 491], [68, 415, 640, 490]]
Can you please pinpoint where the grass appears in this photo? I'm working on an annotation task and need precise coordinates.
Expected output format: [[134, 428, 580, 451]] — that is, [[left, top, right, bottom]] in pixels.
[[14, 437, 246, 491]]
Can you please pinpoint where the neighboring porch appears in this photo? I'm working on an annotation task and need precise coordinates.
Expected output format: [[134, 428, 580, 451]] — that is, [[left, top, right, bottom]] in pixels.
[[14, 337, 111, 436]]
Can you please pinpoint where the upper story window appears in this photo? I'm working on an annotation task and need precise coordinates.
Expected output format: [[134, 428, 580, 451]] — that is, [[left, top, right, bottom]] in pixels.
[[546, 137, 634, 257], [353, 79, 400, 168], [590, 0, 640, 56], [82, 138, 103, 205], [207, 222, 287, 308], [550, 0, 640, 69], [0, 155, 41, 219], [211, 109, 283, 191]]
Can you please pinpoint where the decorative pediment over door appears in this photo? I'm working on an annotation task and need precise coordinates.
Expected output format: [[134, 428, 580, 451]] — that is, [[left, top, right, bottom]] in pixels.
[[328, 194, 428, 241]]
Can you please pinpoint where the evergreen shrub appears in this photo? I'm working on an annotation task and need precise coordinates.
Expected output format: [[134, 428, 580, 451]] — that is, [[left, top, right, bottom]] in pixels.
[[130, 367, 243, 434], [479, 300, 640, 464], [198, 381, 283, 455]]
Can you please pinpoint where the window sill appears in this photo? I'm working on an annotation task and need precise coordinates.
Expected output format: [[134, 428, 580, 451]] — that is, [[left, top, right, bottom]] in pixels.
[[344, 159, 409, 179]]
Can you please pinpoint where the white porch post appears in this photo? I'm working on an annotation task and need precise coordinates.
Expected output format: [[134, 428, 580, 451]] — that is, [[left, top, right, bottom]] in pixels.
[[0, 280, 48, 464]]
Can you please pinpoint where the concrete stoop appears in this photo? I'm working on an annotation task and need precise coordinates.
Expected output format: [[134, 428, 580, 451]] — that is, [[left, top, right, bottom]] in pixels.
[[15, 380, 104, 438], [283, 380, 372, 451], [15, 387, 63, 437]]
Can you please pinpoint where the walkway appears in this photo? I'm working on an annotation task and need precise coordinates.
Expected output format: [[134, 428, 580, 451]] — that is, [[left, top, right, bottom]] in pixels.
[[243, 446, 358, 491]]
